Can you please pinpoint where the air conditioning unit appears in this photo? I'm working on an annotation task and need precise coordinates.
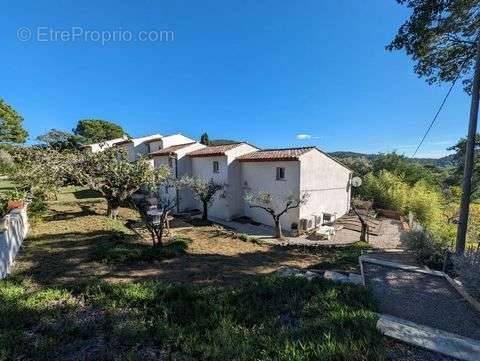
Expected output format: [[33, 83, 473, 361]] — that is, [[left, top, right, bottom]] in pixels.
[[299, 218, 308, 230]]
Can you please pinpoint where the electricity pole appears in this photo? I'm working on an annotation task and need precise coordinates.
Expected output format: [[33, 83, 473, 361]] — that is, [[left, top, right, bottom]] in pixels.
[[456, 38, 480, 254]]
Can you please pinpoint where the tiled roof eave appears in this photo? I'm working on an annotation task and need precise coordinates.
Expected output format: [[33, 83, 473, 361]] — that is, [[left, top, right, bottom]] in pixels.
[[238, 157, 300, 162], [189, 153, 227, 158]]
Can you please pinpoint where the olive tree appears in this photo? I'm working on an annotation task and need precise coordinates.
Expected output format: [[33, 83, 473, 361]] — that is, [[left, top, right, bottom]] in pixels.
[[74, 148, 168, 219], [178, 176, 223, 221], [244, 191, 309, 239], [131, 181, 177, 247], [10, 146, 73, 198]]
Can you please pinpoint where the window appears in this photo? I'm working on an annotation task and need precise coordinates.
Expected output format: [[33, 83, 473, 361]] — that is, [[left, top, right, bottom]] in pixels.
[[168, 157, 174, 168], [213, 161, 219, 173], [276, 167, 285, 180]]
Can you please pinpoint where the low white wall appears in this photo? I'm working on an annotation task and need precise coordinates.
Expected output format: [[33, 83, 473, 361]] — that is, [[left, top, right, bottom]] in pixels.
[[0, 206, 29, 279]]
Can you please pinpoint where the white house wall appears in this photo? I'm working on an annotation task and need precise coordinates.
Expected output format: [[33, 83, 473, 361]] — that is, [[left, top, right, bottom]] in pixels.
[[240, 161, 301, 231], [191, 156, 230, 219], [174, 143, 206, 210], [88, 137, 129, 153], [299, 149, 351, 229], [225, 144, 258, 218]]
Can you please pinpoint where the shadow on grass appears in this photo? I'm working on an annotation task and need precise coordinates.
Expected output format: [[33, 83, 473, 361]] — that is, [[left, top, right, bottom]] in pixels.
[[0, 274, 383, 361], [44, 203, 99, 221], [73, 188, 102, 199]]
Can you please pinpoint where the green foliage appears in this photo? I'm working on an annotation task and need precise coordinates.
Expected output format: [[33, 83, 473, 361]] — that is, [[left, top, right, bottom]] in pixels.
[[360, 171, 410, 212], [372, 152, 438, 186], [36, 129, 84, 150], [0, 98, 28, 144], [447, 134, 480, 197], [401, 229, 447, 269], [0, 277, 384, 360], [9, 146, 74, 198], [94, 238, 189, 265], [0, 149, 14, 175], [0, 188, 27, 217], [360, 170, 444, 226], [336, 156, 372, 177], [407, 180, 442, 227], [387, 0, 477, 93], [310, 242, 372, 270], [178, 176, 223, 220], [73, 148, 169, 218], [73, 119, 125, 143], [200, 132, 210, 145], [27, 193, 48, 222]]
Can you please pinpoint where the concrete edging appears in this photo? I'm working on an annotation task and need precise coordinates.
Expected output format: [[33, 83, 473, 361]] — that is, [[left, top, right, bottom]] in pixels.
[[377, 313, 480, 361], [359, 255, 480, 315]]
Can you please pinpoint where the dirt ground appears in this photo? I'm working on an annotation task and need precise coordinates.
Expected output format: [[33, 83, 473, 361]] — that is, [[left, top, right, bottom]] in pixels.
[[11, 200, 345, 286]]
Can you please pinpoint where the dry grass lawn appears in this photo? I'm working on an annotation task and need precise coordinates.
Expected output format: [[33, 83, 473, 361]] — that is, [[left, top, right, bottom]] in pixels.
[[3, 192, 384, 361], [11, 198, 365, 287]]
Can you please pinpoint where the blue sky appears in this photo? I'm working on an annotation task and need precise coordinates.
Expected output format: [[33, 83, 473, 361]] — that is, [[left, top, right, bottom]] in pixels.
[[0, 0, 472, 158]]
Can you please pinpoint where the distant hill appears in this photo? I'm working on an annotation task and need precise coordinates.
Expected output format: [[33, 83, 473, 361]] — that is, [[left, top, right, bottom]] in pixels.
[[328, 151, 458, 169], [208, 139, 240, 146]]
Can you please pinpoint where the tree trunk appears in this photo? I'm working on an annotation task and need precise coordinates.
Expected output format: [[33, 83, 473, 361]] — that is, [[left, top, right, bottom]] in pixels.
[[156, 227, 164, 248], [107, 200, 120, 220], [274, 218, 283, 239], [352, 206, 368, 243], [202, 201, 208, 221]]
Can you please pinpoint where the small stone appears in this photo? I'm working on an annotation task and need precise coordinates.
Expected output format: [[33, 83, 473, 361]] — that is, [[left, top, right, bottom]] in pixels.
[[323, 270, 348, 283]]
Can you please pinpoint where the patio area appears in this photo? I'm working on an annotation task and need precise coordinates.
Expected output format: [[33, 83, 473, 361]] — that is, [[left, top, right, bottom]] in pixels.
[[207, 215, 405, 250]]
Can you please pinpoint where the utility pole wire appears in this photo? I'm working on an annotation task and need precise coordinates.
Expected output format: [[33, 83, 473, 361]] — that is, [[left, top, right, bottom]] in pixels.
[[411, 63, 466, 158]]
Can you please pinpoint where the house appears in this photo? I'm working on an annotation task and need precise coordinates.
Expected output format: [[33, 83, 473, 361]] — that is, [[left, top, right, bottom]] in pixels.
[[237, 147, 352, 232], [113, 134, 163, 162], [85, 133, 352, 233], [83, 135, 130, 152], [186, 143, 259, 220], [149, 141, 205, 211]]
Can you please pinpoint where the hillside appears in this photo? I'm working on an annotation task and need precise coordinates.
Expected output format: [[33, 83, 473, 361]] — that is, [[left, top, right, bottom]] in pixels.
[[329, 151, 458, 169]]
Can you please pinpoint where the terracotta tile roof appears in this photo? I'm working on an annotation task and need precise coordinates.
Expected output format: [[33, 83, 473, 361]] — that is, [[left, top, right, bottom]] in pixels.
[[149, 142, 196, 156], [237, 147, 315, 162], [187, 143, 243, 157]]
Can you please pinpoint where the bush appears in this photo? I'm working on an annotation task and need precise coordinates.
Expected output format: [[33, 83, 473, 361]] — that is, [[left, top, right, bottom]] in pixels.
[[360, 171, 409, 211], [95, 238, 189, 265], [25, 194, 48, 223], [401, 230, 447, 269], [452, 246, 480, 299], [407, 180, 442, 228], [0, 149, 14, 175]]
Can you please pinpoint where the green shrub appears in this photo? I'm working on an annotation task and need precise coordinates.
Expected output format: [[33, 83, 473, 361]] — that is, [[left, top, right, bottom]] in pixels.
[[27, 194, 48, 221], [401, 230, 447, 269], [95, 238, 189, 265], [406, 180, 442, 228], [0, 149, 14, 175], [360, 171, 410, 211]]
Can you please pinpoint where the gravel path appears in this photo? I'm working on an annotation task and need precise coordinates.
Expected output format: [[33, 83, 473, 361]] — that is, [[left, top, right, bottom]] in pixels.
[[369, 219, 403, 249], [364, 263, 480, 340]]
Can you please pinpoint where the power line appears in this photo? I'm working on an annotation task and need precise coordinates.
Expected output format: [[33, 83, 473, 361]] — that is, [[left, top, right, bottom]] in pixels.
[[411, 65, 466, 158]]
